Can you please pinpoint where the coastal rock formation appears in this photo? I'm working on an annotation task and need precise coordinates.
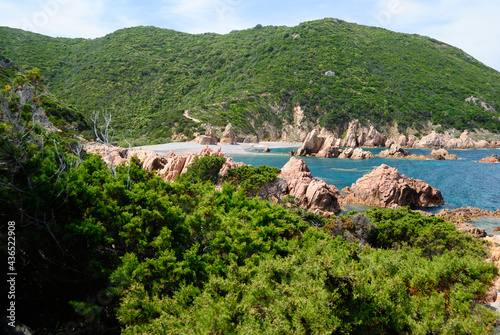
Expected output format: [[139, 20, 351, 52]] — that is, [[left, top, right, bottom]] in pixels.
[[84, 142, 230, 181], [295, 122, 498, 158], [426, 148, 457, 160], [376, 145, 457, 160], [454, 223, 488, 238], [220, 157, 245, 176], [435, 207, 500, 224], [338, 120, 388, 148], [295, 129, 341, 158], [84, 142, 130, 167], [390, 134, 418, 148], [338, 147, 373, 159], [448, 130, 474, 149], [340, 164, 444, 208], [196, 135, 218, 145], [316, 135, 342, 158], [296, 129, 324, 156], [415, 131, 448, 148], [413, 130, 497, 149], [195, 126, 218, 145], [342, 120, 360, 147], [357, 124, 388, 147], [478, 154, 500, 163], [219, 123, 237, 145], [377, 144, 413, 158], [295, 129, 373, 158], [242, 135, 259, 143], [278, 157, 341, 215]]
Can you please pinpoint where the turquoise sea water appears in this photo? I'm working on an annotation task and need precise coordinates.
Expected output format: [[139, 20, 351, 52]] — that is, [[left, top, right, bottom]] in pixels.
[[231, 147, 500, 213]]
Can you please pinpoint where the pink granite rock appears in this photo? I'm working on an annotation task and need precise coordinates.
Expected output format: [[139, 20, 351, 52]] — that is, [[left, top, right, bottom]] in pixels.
[[279, 157, 341, 215], [341, 164, 444, 208], [478, 154, 500, 163], [426, 148, 457, 160]]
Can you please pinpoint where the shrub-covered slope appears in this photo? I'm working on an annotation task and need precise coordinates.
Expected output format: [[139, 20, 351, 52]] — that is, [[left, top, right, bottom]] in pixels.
[[1, 18, 499, 142]]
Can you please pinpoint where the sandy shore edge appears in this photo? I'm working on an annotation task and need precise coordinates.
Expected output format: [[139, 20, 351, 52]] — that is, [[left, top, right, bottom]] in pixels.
[[137, 141, 301, 156]]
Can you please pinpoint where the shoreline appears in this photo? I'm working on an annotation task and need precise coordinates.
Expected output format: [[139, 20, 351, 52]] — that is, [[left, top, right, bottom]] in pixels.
[[137, 141, 301, 156], [137, 141, 499, 156]]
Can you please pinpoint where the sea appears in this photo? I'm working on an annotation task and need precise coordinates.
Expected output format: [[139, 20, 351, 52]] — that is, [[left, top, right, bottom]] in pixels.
[[231, 147, 500, 232]]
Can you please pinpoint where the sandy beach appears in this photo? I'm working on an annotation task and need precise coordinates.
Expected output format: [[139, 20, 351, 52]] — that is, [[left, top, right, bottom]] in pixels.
[[138, 141, 302, 156]]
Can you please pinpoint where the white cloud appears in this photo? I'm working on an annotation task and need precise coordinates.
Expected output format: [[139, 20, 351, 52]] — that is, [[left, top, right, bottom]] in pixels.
[[0, 0, 137, 38], [159, 0, 249, 34]]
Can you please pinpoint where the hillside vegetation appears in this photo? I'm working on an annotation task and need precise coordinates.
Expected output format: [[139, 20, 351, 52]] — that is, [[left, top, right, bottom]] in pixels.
[[1, 18, 500, 143]]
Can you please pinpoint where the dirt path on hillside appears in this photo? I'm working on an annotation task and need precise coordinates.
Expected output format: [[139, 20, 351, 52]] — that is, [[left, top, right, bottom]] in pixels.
[[183, 110, 202, 123]]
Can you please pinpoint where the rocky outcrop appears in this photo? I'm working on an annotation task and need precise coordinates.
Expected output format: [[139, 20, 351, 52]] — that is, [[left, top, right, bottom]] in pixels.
[[340, 164, 444, 208], [297, 129, 324, 156], [342, 120, 359, 147], [84, 142, 232, 182], [196, 135, 218, 145], [295, 129, 372, 159], [220, 157, 245, 176], [413, 130, 497, 149], [377, 144, 413, 158], [454, 223, 488, 238], [339, 120, 388, 148], [278, 157, 341, 216], [435, 207, 500, 224], [316, 138, 342, 158], [414, 131, 448, 148], [390, 134, 418, 148], [465, 96, 496, 113], [338, 147, 373, 159], [358, 124, 388, 147], [14, 87, 60, 132], [84, 142, 130, 167], [219, 123, 237, 145], [478, 154, 500, 163], [377, 145, 457, 160], [426, 149, 457, 160], [195, 127, 218, 145], [242, 135, 259, 143]]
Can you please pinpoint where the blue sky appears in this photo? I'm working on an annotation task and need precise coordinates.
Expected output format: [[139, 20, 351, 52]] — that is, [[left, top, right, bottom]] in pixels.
[[1, 0, 499, 71]]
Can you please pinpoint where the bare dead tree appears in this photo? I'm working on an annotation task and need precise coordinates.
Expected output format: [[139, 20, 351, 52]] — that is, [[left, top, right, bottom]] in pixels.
[[91, 111, 116, 176], [69, 141, 84, 168]]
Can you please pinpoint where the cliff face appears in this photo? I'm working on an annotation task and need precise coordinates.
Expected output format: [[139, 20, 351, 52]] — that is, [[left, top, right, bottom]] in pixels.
[[13, 86, 60, 132]]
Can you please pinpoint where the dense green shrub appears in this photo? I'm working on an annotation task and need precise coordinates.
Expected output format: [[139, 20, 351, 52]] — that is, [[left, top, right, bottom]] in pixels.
[[366, 207, 489, 258], [226, 164, 281, 196], [176, 154, 227, 184]]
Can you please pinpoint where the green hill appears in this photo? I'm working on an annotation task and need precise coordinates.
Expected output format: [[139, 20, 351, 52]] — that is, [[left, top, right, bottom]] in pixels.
[[1, 18, 499, 143]]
